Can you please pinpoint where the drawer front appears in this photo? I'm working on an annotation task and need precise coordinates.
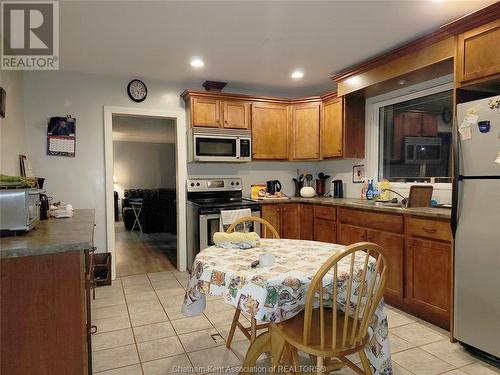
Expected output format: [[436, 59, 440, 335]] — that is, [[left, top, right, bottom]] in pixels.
[[339, 207, 403, 234], [406, 217, 451, 242], [314, 204, 336, 221]]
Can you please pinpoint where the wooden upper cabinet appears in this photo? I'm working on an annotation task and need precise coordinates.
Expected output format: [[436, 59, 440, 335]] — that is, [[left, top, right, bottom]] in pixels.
[[191, 97, 221, 128], [321, 97, 343, 158], [222, 101, 250, 129], [290, 102, 320, 160], [251, 103, 289, 160], [456, 19, 500, 84]]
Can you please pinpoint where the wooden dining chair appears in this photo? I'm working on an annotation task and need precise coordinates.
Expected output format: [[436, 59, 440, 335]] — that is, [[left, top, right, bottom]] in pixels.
[[226, 216, 280, 239], [224, 216, 280, 348], [241, 242, 388, 375]]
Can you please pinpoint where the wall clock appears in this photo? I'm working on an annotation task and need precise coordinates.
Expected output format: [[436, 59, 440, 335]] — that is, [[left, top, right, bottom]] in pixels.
[[127, 79, 147, 102]]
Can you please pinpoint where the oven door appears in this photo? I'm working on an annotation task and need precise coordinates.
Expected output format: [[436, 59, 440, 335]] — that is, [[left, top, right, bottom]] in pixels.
[[193, 134, 239, 162], [199, 210, 261, 251]]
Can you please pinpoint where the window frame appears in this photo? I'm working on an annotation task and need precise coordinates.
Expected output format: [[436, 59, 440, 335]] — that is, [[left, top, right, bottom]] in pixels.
[[365, 75, 454, 190]]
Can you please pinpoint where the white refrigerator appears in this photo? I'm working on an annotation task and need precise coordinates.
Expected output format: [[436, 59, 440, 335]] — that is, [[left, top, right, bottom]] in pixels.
[[453, 95, 500, 359]]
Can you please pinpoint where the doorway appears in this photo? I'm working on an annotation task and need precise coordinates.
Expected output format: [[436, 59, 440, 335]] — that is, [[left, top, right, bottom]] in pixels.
[[104, 106, 188, 279], [112, 115, 177, 276]]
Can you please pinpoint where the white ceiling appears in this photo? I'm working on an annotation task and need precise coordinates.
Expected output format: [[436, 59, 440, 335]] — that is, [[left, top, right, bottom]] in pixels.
[[60, 1, 495, 96]]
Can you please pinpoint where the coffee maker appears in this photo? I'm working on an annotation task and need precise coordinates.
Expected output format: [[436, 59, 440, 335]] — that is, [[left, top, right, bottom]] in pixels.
[[332, 180, 344, 198]]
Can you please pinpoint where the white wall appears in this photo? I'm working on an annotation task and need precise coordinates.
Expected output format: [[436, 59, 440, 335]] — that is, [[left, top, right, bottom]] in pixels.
[[0, 71, 26, 175], [113, 141, 176, 196], [23, 71, 188, 254]]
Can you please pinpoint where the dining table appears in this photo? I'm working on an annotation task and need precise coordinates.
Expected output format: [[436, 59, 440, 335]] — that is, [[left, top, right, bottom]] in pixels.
[[182, 238, 393, 375]]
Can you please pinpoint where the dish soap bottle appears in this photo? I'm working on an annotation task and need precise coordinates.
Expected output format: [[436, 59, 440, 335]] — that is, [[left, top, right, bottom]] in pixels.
[[366, 179, 374, 200]]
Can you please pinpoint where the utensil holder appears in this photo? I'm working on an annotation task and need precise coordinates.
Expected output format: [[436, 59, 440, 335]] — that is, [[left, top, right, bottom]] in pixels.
[[294, 180, 304, 197], [315, 179, 326, 196]]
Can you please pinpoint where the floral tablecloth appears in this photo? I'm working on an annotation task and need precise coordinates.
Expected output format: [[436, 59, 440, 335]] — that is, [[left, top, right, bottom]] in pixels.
[[182, 239, 392, 375]]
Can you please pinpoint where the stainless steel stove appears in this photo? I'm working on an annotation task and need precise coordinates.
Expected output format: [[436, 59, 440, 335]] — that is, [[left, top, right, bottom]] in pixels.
[[186, 178, 261, 269]]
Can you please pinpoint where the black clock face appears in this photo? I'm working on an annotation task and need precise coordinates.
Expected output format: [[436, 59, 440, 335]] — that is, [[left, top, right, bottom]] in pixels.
[[127, 79, 147, 102]]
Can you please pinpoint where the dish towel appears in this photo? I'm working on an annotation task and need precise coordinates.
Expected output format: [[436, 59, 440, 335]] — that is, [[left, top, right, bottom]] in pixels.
[[213, 231, 261, 249], [219, 208, 252, 232]]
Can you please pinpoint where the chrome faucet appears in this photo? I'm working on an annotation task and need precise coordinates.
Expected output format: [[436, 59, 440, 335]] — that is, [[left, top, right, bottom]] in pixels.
[[384, 188, 408, 208]]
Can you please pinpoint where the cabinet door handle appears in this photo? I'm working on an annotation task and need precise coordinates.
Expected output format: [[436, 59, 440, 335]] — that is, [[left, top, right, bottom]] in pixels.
[[422, 226, 437, 233], [90, 325, 98, 335]]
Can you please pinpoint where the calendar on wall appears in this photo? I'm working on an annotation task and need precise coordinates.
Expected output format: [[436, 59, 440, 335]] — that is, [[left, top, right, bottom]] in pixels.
[[47, 116, 76, 157]]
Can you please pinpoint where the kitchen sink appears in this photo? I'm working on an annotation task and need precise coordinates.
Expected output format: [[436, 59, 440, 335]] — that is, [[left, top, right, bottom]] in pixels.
[[353, 200, 404, 208]]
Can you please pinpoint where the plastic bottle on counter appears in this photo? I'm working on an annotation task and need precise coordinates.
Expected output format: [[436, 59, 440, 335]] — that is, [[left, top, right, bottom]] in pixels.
[[366, 179, 374, 200], [361, 179, 368, 199]]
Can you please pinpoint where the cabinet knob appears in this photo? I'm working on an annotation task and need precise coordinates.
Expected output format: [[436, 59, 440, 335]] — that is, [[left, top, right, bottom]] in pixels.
[[90, 325, 98, 335]]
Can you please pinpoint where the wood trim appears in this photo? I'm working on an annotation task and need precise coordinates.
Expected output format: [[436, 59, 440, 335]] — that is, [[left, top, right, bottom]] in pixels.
[[330, 2, 500, 83], [336, 38, 455, 97], [182, 89, 323, 105]]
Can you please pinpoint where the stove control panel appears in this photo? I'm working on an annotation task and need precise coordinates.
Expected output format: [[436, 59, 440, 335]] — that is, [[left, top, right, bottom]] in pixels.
[[187, 178, 242, 192]]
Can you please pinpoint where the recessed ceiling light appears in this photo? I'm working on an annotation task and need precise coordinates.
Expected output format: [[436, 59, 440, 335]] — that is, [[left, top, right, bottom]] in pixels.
[[291, 70, 304, 79], [431, 0, 445, 2], [398, 79, 407, 85], [190, 57, 204, 68]]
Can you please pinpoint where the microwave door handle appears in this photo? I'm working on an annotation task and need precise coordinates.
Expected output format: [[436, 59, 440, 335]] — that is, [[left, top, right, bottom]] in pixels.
[[236, 137, 240, 159]]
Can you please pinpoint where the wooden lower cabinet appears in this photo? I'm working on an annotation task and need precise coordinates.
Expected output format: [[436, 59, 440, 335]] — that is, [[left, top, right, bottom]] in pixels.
[[299, 204, 314, 240], [261, 204, 300, 239], [1, 250, 91, 374], [407, 238, 451, 329], [338, 223, 366, 245], [281, 204, 300, 239], [366, 229, 405, 303], [313, 218, 336, 243], [262, 203, 451, 328], [261, 205, 280, 238], [313, 205, 337, 243]]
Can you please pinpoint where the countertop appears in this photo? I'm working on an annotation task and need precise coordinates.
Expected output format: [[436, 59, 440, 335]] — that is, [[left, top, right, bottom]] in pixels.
[[253, 197, 451, 219], [0, 209, 95, 259]]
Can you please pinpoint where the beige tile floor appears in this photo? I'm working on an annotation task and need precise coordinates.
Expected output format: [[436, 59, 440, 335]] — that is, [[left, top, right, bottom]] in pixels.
[[92, 271, 500, 375]]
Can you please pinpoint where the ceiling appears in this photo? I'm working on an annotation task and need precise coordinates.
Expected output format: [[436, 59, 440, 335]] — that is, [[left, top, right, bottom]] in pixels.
[[60, 1, 495, 96]]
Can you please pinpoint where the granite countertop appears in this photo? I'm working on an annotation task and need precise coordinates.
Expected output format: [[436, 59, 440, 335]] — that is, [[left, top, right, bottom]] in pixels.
[[253, 197, 451, 219], [0, 209, 95, 258]]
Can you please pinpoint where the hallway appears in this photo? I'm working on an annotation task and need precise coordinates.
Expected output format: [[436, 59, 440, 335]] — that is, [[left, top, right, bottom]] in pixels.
[[115, 223, 177, 277]]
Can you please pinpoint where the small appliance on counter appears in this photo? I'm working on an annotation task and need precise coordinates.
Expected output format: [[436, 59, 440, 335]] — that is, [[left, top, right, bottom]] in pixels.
[[39, 191, 51, 220], [266, 180, 282, 195], [0, 188, 40, 233], [332, 179, 344, 198]]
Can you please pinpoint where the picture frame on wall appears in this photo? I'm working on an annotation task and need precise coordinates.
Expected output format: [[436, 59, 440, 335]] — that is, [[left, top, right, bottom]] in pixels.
[[352, 164, 365, 183]]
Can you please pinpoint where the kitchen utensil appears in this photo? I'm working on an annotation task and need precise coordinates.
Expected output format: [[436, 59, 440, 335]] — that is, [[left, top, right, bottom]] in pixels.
[[300, 186, 316, 198], [266, 180, 282, 195], [305, 174, 313, 187], [333, 180, 344, 198]]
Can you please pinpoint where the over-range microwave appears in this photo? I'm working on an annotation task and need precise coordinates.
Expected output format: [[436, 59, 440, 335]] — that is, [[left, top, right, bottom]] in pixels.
[[188, 128, 252, 162], [404, 137, 442, 164]]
